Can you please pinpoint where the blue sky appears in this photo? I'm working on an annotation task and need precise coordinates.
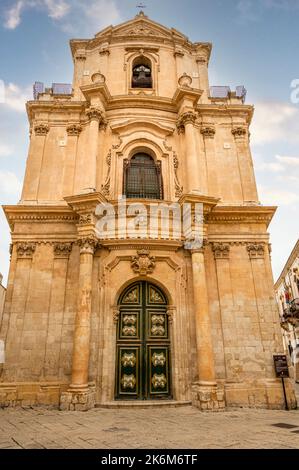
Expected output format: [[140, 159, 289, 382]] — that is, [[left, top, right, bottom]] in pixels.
[[0, 0, 299, 284]]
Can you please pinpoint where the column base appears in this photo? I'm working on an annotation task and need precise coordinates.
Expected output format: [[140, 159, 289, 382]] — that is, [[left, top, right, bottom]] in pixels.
[[59, 385, 95, 411], [192, 382, 226, 411]]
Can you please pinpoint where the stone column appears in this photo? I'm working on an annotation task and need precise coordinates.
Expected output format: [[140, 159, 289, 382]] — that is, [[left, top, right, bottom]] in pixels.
[[73, 51, 86, 100], [177, 111, 200, 193], [21, 123, 49, 201], [191, 247, 225, 411], [62, 124, 82, 197], [201, 125, 218, 198], [83, 107, 104, 192], [232, 126, 259, 204], [196, 55, 209, 102], [60, 236, 97, 411]]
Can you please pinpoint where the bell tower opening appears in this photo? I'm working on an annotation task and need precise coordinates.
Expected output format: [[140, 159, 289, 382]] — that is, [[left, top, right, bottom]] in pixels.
[[132, 56, 152, 88]]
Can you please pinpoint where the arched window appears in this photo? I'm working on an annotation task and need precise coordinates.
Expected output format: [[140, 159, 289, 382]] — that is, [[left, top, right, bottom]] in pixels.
[[123, 153, 163, 200], [132, 57, 152, 88]]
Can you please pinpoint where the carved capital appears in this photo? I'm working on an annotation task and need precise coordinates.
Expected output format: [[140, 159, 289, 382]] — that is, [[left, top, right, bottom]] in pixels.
[[200, 126, 215, 139], [66, 123, 82, 136], [232, 126, 247, 140], [53, 242, 73, 258], [131, 250, 156, 275], [34, 123, 49, 136], [78, 236, 98, 255], [196, 55, 207, 65], [177, 111, 197, 131], [16, 242, 36, 258], [247, 243, 265, 259], [85, 107, 104, 122], [212, 242, 230, 259]]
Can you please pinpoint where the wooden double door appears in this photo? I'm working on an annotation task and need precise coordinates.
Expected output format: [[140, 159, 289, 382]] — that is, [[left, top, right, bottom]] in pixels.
[[115, 281, 172, 400]]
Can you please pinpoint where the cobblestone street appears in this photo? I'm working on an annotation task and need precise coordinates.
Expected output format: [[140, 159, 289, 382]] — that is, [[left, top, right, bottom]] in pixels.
[[0, 404, 298, 449]]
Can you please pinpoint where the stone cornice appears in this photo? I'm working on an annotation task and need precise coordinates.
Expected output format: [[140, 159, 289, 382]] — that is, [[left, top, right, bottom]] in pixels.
[[3, 205, 79, 231], [80, 83, 111, 107], [26, 101, 87, 125], [207, 205, 276, 227], [197, 104, 254, 124], [64, 191, 108, 214]]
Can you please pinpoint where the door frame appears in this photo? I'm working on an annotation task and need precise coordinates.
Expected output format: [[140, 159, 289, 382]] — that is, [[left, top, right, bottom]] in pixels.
[[115, 280, 172, 400]]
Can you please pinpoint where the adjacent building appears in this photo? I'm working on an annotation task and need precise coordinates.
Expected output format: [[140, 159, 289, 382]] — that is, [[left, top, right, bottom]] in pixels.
[[275, 240, 299, 382], [0, 274, 5, 326], [0, 12, 296, 410]]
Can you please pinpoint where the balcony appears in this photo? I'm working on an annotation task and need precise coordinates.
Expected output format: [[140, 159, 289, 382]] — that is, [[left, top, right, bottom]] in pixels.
[[283, 298, 299, 326]]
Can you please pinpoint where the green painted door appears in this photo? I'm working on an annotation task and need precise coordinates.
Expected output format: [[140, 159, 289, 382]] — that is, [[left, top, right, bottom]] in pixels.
[[115, 281, 172, 400]]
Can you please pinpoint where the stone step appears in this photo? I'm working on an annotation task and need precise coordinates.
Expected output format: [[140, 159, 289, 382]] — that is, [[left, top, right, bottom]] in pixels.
[[95, 400, 192, 409]]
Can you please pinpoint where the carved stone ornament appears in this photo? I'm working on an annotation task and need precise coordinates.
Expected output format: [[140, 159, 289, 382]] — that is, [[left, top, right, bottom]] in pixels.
[[113, 307, 120, 324], [212, 243, 230, 260], [173, 153, 183, 197], [200, 126, 216, 138], [66, 123, 82, 136], [178, 73, 192, 88], [53, 242, 73, 258], [232, 126, 247, 139], [85, 106, 104, 122], [176, 111, 197, 133], [16, 242, 36, 258], [247, 243, 265, 259], [34, 123, 49, 136], [196, 55, 207, 65], [91, 72, 106, 83], [79, 214, 93, 225], [78, 236, 98, 254], [101, 150, 112, 196], [131, 249, 156, 275]]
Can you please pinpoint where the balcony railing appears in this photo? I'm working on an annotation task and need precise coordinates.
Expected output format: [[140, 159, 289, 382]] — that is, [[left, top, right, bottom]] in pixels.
[[283, 298, 299, 326]]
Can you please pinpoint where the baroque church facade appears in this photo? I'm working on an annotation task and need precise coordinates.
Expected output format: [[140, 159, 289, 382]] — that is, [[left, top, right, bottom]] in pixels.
[[0, 13, 296, 410]]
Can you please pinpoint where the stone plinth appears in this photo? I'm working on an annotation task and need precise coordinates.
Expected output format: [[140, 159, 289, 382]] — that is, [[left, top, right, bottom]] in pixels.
[[192, 383, 226, 411], [60, 386, 95, 411]]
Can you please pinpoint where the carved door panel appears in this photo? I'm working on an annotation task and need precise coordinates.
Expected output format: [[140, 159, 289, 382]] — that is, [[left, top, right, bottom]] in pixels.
[[115, 281, 171, 400]]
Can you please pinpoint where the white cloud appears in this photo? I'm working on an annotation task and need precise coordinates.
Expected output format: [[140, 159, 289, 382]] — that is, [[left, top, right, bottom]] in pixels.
[[259, 186, 299, 206], [1, 83, 31, 113], [4, 0, 24, 30], [0, 144, 14, 157], [276, 155, 299, 167], [0, 171, 22, 195], [44, 0, 70, 19], [2, 0, 121, 33], [251, 102, 299, 146]]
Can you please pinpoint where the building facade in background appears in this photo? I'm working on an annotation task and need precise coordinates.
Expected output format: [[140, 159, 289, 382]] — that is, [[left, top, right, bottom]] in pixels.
[[0, 13, 296, 410], [0, 274, 5, 327], [275, 240, 299, 382]]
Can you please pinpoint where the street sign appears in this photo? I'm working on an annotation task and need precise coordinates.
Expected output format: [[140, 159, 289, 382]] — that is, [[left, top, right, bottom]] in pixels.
[[273, 354, 289, 378]]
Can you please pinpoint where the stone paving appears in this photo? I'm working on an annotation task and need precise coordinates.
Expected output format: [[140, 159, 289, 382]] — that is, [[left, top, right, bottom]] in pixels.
[[0, 403, 299, 449]]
